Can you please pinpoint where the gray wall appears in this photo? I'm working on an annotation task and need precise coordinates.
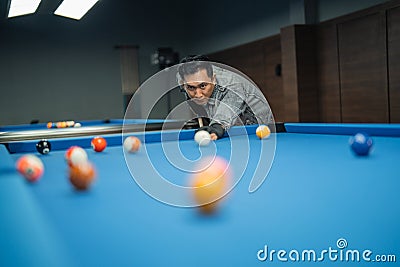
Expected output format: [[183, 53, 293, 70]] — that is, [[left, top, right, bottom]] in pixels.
[[318, 0, 389, 22], [0, 0, 391, 125], [180, 1, 292, 56], [0, 0, 187, 125]]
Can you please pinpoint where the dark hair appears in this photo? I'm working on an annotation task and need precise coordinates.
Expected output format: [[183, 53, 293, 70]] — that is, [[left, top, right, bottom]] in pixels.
[[178, 55, 213, 79]]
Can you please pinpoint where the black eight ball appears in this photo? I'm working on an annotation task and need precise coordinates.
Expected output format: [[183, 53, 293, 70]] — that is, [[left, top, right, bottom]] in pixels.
[[36, 139, 51, 155]]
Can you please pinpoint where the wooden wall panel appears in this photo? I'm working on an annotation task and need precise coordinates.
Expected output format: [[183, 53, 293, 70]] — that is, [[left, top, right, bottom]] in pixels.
[[295, 25, 319, 122], [263, 36, 284, 122], [338, 13, 389, 122], [281, 25, 319, 122], [208, 41, 265, 88], [316, 24, 341, 122], [280, 26, 300, 122], [388, 6, 400, 123], [208, 0, 400, 123]]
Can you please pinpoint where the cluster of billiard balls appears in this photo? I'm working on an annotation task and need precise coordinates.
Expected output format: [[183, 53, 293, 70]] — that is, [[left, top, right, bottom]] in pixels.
[[46, 120, 81, 128], [16, 135, 142, 190]]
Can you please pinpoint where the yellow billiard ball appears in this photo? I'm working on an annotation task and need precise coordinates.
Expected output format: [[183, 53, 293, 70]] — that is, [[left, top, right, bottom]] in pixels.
[[190, 156, 231, 214], [256, 125, 271, 139]]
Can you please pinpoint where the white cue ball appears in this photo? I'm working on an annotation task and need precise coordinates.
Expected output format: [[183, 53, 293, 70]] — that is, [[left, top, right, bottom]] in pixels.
[[74, 122, 82, 127], [194, 130, 211, 146]]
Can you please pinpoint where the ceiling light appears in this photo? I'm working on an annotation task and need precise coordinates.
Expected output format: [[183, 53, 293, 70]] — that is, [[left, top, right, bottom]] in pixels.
[[54, 0, 99, 20], [8, 0, 42, 18]]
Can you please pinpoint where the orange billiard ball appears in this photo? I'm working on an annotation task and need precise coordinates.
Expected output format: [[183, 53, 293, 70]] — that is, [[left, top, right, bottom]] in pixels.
[[91, 136, 107, 152], [190, 156, 231, 214], [16, 154, 44, 182], [65, 146, 88, 167], [256, 125, 271, 139], [123, 136, 141, 153], [69, 161, 96, 191]]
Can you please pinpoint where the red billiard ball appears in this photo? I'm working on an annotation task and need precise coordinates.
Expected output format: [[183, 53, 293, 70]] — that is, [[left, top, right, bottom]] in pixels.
[[69, 161, 96, 191], [16, 154, 44, 182], [91, 136, 107, 152]]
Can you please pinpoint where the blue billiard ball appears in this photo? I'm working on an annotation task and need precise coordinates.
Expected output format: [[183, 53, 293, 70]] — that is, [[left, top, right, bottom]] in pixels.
[[349, 133, 373, 156]]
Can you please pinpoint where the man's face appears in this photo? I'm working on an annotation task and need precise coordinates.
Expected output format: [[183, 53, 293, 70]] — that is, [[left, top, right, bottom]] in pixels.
[[183, 69, 215, 105]]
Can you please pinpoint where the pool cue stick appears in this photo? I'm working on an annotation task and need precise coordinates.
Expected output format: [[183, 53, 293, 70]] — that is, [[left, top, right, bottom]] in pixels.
[[198, 117, 204, 127]]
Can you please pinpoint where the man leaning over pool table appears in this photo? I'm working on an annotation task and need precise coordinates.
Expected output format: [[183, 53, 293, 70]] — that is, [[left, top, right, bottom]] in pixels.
[[178, 55, 272, 140]]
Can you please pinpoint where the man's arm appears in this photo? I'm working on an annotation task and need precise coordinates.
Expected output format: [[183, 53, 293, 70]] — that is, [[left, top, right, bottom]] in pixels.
[[210, 84, 247, 128], [195, 84, 247, 140]]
